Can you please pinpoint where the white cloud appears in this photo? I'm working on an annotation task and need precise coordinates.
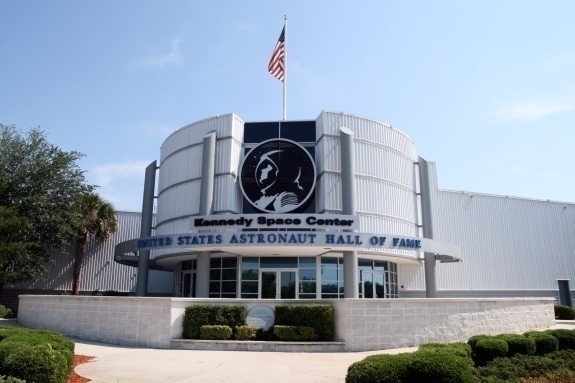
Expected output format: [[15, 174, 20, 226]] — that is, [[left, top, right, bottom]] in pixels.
[[89, 160, 153, 211], [132, 39, 184, 68], [495, 97, 575, 122]]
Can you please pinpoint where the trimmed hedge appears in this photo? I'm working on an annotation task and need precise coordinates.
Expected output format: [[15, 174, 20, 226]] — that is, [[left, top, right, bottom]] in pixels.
[[199, 325, 232, 340], [182, 304, 247, 339], [470, 337, 509, 366], [347, 353, 412, 383], [544, 329, 575, 351], [404, 351, 475, 383], [418, 342, 472, 361], [235, 325, 256, 340], [346, 349, 474, 383], [273, 325, 318, 341], [0, 328, 74, 383], [495, 334, 536, 357], [554, 305, 575, 320], [524, 332, 559, 355], [275, 304, 334, 341]]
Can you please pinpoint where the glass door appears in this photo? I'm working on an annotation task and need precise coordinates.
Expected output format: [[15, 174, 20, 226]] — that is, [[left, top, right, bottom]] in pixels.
[[260, 269, 297, 299], [182, 271, 196, 297], [361, 271, 386, 298]]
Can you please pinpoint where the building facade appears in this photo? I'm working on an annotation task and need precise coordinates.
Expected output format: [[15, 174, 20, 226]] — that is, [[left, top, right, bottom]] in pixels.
[[8, 112, 574, 308]]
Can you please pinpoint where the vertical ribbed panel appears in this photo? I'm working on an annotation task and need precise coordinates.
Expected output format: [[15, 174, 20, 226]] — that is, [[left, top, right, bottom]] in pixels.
[[425, 161, 575, 291], [316, 111, 417, 160], [157, 114, 244, 231], [14, 212, 173, 294], [159, 114, 243, 162], [315, 111, 419, 247], [156, 180, 201, 223]]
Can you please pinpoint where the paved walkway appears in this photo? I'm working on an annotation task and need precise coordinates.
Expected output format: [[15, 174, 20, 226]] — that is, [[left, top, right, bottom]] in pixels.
[[73, 321, 575, 383]]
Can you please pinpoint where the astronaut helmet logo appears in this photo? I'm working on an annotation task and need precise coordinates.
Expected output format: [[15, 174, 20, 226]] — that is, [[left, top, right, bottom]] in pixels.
[[240, 139, 316, 213]]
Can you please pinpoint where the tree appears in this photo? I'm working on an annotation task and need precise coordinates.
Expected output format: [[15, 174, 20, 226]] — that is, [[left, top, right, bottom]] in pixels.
[[72, 192, 117, 295], [0, 124, 93, 297]]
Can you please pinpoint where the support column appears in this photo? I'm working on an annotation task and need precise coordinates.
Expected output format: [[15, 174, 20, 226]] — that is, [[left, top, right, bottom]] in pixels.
[[418, 157, 437, 298], [136, 161, 157, 297], [195, 132, 216, 298], [340, 127, 359, 298]]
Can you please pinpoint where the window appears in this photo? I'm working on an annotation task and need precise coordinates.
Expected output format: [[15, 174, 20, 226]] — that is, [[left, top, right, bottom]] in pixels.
[[321, 257, 344, 298], [209, 257, 238, 298], [298, 257, 316, 299]]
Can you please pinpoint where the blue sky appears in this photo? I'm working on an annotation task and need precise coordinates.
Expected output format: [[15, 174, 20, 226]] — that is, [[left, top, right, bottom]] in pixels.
[[2, 1, 574, 212]]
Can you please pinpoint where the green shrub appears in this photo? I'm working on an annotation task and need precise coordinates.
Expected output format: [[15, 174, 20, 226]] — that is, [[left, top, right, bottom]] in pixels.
[[418, 342, 472, 361], [525, 332, 559, 355], [346, 353, 412, 383], [0, 376, 26, 383], [545, 329, 575, 351], [471, 337, 509, 367], [2, 343, 70, 383], [467, 334, 491, 349], [0, 306, 12, 319], [476, 350, 575, 382], [273, 325, 318, 341], [199, 325, 232, 340], [404, 351, 475, 383], [0, 328, 74, 381], [182, 304, 247, 339], [495, 334, 536, 357], [274, 304, 334, 341], [554, 305, 575, 320], [235, 325, 256, 340]]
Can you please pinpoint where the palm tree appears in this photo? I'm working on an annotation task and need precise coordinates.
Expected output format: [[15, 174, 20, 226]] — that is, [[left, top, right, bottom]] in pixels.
[[72, 192, 117, 295]]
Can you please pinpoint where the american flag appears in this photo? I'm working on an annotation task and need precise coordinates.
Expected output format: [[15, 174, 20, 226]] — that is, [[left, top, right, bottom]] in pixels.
[[268, 26, 285, 82]]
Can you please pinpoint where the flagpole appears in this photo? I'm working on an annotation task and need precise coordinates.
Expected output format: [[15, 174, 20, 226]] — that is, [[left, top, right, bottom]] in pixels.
[[283, 15, 287, 121]]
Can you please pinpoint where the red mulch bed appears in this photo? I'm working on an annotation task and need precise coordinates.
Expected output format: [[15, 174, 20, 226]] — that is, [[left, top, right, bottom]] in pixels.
[[68, 355, 94, 383]]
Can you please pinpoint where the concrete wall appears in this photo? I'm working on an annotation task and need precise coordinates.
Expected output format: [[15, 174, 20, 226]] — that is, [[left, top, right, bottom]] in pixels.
[[18, 296, 556, 352]]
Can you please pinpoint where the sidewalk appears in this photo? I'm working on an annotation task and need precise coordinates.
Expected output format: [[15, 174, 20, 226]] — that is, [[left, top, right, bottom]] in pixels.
[[73, 321, 575, 383]]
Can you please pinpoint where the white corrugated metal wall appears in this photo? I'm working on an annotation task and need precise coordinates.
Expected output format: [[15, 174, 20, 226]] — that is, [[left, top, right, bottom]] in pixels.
[[316, 111, 421, 261], [14, 211, 173, 294], [402, 161, 575, 296]]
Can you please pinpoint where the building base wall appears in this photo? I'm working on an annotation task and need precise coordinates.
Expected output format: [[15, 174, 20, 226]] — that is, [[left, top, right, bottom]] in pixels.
[[17, 296, 556, 351]]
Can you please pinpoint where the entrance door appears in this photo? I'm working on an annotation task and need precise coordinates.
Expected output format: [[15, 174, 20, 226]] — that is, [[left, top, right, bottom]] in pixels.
[[260, 269, 297, 299], [182, 271, 196, 297], [361, 271, 386, 298]]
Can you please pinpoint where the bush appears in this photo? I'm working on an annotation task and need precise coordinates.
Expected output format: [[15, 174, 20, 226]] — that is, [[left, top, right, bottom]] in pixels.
[[545, 329, 575, 350], [182, 304, 247, 339], [273, 325, 318, 341], [347, 350, 474, 383], [496, 334, 536, 357], [0, 306, 12, 319], [235, 325, 256, 340], [0, 376, 26, 383], [199, 325, 232, 340], [554, 305, 575, 320], [525, 332, 559, 355], [2, 343, 70, 383], [418, 342, 472, 361], [0, 328, 74, 383], [404, 351, 475, 383], [346, 353, 412, 383], [275, 304, 334, 341], [471, 337, 509, 367]]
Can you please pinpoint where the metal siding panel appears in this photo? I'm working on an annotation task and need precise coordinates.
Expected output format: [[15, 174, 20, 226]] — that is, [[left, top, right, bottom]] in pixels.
[[15, 212, 173, 294], [427, 162, 575, 292], [160, 114, 242, 163]]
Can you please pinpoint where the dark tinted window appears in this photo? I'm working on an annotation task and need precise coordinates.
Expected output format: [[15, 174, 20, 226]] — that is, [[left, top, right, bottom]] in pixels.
[[244, 122, 279, 143], [280, 121, 316, 142]]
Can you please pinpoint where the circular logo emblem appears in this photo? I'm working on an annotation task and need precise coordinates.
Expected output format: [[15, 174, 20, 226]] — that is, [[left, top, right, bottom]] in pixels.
[[240, 139, 316, 213]]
